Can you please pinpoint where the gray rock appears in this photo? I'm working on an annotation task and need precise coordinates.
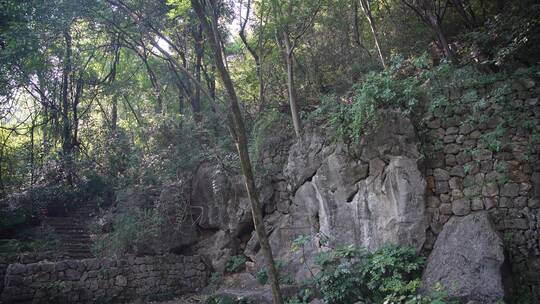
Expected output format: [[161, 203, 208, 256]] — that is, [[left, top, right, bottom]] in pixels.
[[252, 111, 426, 281], [500, 183, 520, 197], [450, 166, 465, 177], [435, 181, 450, 194], [422, 212, 505, 303], [446, 127, 459, 135], [444, 144, 460, 154], [528, 198, 540, 208], [65, 269, 81, 281], [452, 198, 471, 216], [503, 218, 528, 230], [433, 168, 450, 181], [482, 183, 499, 197], [427, 196, 441, 208], [471, 198, 484, 211], [440, 203, 453, 215], [353, 156, 427, 251]]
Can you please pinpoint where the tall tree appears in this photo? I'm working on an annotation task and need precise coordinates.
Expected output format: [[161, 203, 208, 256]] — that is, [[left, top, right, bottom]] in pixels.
[[270, 0, 321, 138], [190, 0, 284, 303], [358, 0, 386, 68], [238, 0, 272, 113], [401, 0, 453, 59]]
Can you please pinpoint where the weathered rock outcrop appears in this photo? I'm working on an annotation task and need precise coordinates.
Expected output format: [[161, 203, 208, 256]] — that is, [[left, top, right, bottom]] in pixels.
[[246, 110, 427, 280], [422, 212, 505, 303]]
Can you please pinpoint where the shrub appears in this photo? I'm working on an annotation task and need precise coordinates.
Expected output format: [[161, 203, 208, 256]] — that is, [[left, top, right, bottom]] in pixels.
[[92, 208, 160, 258], [314, 245, 429, 304], [361, 245, 425, 303], [205, 294, 237, 304], [255, 260, 294, 285], [315, 245, 368, 304], [224, 255, 247, 273], [322, 56, 424, 143], [209, 272, 223, 286]]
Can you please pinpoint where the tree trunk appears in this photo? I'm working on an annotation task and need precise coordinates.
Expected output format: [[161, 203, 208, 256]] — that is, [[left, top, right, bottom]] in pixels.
[[449, 0, 476, 29], [238, 0, 266, 112], [62, 28, 73, 185], [72, 72, 83, 151], [359, 0, 386, 68], [61, 29, 72, 157], [283, 35, 302, 138], [192, 25, 204, 121], [352, 0, 372, 57], [191, 1, 284, 303], [30, 118, 35, 186], [42, 107, 49, 156], [427, 13, 452, 60], [111, 94, 118, 131]]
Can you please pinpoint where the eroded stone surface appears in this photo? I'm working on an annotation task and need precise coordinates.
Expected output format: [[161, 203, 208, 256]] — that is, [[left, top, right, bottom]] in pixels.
[[422, 212, 505, 303], [247, 110, 426, 280]]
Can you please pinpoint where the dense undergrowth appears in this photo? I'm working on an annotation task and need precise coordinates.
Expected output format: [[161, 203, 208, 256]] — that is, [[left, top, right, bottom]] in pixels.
[[209, 236, 455, 304]]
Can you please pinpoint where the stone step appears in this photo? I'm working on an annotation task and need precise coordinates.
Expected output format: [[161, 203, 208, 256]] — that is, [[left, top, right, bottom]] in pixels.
[[65, 248, 92, 254], [58, 236, 91, 241], [64, 243, 92, 248]]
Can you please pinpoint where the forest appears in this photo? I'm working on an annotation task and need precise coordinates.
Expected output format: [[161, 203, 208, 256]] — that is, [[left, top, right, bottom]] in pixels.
[[1, 0, 540, 303]]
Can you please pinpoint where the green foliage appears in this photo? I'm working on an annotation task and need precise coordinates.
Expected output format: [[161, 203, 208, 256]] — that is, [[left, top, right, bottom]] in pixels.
[[0, 226, 60, 257], [314, 245, 368, 304], [291, 234, 311, 252], [255, 260, 294, 285], [209, 271, 223, 286], [205, 294, 237, 304], [250, 109, 290, 162], [323, 56, 424, 142], [285, 285, 314, 304], [144, 292, 176, 302], [92, 208, 160, 258], [313, 244, 436, 304], [360, 246, 425, 303], [225, 255, 247, 273], [465, 3, 540, 65], [166, 0, 191, 18]]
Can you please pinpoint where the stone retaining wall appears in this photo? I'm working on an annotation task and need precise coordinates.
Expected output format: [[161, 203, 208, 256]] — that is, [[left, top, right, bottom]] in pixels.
[[0, 252, 66, 297], [422, 73, 540, 299], [1, 254, 208, 304]]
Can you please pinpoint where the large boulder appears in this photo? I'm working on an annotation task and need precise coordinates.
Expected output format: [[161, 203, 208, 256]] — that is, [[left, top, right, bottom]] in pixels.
[[190, 164, 253, 235], [422, 212, 506, 303]]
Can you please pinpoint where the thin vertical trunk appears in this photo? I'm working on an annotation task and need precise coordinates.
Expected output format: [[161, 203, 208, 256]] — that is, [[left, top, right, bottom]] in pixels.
[[191, 1, 284, 303], [427, 12, 452, 60], [30, 119, 35, 186], [61, 29, 72, 157], [352, 0, 372, 57], [111, 94, 118, 131], [62, 28, 73, 185], [359, 0, 386, 68], [72, 72, 83, 150], [38, 74, 50, 156], [283, 35, 302, 138], [239, 0, 266, 112], [449, 0, 476, 29], [401, 0, 453, 60], [192, 25, 204, 120], [202, 62, 216, 110], [42, 107, 49, 156]]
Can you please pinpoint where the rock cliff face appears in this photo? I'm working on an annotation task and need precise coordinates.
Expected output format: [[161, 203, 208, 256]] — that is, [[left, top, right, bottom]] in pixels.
[[168, 75, 540, 302], [243, 110, 427, 280]]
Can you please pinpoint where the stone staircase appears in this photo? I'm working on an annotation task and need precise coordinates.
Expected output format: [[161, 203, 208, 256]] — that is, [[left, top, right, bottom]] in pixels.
[[43, 204, 96, 259]]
